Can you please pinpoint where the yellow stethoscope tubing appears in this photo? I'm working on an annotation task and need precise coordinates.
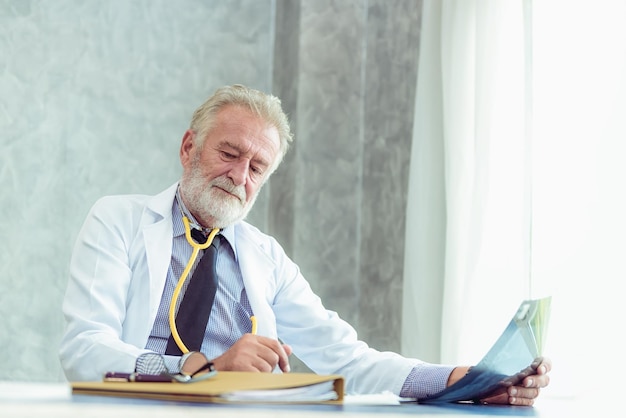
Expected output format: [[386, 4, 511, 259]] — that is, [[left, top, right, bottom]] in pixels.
[[168, 216, 220, 354]]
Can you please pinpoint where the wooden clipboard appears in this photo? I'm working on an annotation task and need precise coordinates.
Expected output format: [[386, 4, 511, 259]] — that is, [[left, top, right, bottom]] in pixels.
[[72, 371, 344, 404]]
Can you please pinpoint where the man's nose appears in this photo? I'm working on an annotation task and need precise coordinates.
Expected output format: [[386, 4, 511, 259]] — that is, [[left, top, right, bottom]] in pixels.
[[228, 160, 249, 186]]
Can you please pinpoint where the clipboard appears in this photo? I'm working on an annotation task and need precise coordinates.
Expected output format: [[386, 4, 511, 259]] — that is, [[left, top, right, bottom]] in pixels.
[[72, 371, 344, 404]]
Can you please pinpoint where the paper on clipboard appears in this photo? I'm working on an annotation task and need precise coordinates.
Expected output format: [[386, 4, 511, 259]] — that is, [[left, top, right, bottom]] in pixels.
[[419, 296, 551, 404], [220, 379, 338, 402]]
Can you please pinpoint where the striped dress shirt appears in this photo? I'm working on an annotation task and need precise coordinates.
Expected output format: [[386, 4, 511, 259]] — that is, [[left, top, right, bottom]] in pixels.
[[144, 190, 454, 397], [144, 196, 253, 371]]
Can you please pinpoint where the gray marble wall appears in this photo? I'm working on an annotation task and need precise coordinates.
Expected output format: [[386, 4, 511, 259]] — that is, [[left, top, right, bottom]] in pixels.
[[277, 0, 422, 357], [0, 0, 422, 381]]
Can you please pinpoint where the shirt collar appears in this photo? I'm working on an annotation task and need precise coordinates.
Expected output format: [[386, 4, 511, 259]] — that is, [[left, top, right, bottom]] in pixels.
[[172, 187, 238, 260]]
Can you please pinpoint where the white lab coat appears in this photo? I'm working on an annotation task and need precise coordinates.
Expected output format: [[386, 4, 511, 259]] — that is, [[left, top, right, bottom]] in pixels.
[[59, 183, 421, 394]]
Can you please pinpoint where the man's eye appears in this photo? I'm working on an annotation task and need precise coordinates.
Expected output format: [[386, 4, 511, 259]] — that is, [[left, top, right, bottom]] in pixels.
[[250, 165, 263, 175], [221, 151, 236, 159]]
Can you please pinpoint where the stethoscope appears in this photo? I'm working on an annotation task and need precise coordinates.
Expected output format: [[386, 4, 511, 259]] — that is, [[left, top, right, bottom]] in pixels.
[[168, 215, 220, 354]]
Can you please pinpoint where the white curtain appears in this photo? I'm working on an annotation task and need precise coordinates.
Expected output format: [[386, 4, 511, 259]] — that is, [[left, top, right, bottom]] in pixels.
[[403, 0, 532, 366], [404, 0, 624, 398]]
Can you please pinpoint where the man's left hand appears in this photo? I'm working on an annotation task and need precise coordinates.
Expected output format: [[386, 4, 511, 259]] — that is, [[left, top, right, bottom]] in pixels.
[[481, 357, 552, 406]]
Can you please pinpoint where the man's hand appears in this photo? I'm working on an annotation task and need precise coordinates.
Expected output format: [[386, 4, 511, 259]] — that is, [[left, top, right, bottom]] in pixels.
[[480, 357, 552, 406], [211, 334, 292, 373], [447, 357, 552, 406], [481, 357, 552, 406]]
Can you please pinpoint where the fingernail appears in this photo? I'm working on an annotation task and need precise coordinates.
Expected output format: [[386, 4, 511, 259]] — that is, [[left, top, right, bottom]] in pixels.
[[285, 365, 291, 373], [510, 397, 516, 404], [510, 387, 517, 396], [525, 378, 533, 387]]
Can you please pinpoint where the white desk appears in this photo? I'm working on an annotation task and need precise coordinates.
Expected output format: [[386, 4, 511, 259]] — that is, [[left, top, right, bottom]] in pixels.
[[0, 382, 591, 418]]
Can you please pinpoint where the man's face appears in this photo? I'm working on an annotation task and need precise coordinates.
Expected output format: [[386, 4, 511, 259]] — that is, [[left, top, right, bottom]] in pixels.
[[179, 104, 280, 228]]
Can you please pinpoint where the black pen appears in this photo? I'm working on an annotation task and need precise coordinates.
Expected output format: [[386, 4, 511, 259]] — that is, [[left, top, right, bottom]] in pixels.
[[104, 371, 173, 383]]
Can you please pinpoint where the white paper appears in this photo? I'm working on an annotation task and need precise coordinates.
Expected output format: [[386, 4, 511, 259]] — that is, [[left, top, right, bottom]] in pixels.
[[220, 380, 338, 402]]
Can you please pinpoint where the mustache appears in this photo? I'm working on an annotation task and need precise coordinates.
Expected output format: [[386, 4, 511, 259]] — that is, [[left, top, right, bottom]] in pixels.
[[210, 176, 246, 202]]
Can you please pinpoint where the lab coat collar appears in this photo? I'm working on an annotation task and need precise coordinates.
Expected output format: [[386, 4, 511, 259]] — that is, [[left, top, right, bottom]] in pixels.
[[232, 223, 278, 339]]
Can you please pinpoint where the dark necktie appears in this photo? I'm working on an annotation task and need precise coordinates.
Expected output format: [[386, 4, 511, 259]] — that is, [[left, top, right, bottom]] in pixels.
[[165, 229, 221, 356]]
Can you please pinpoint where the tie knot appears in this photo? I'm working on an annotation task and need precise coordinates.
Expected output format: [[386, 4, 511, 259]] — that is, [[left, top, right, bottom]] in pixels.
[[190, 228, 221, 249], [190, 228, 207, 244]]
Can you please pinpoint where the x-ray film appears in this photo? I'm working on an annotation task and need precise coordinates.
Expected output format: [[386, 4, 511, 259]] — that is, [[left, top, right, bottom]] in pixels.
[[419, 297, 551, 404]]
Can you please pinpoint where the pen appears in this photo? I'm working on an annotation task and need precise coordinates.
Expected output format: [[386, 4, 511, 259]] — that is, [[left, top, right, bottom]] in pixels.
[[250, 315, 257, 335], [104, 371, 173, 383]]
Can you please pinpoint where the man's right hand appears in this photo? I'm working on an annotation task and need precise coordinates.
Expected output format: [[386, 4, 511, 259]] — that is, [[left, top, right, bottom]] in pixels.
[[211, 334, 292, 373]]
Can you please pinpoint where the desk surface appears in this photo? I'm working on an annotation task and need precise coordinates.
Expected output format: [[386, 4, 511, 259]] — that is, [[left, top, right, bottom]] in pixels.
[[0, 382, 589, 418]]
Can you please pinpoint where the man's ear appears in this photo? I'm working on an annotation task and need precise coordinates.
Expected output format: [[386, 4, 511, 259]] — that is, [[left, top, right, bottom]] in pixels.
[[180, 129, 196, 167]]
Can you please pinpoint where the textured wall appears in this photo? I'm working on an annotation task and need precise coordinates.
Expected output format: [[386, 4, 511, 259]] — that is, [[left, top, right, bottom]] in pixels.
[[277, 0, 421, 356], [0, 0, 275, 382], [0, 0, 422, 381]]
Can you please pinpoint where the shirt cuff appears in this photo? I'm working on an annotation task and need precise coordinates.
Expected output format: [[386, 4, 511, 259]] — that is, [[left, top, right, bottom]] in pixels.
[[400, 363, 456, 399]]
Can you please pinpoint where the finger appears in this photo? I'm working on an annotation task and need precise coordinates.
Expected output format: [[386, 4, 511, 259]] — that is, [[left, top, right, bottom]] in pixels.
[[255, 337, 291, 373], [282, 343, 293, 356], [509, 395, 535, 407], [533, 356, 552, 374], [539, 357, 552, 374], [279, 343, 293, 372], [276, 343, 291, 372], [482, 384, 541, 406], [510, 386, 540, 401], [523, 373, 550, 388], [250, 354, 278, 372]]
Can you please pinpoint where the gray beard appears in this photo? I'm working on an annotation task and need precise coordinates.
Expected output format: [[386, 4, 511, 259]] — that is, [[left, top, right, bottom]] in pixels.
[[180, 168, 258, 229]]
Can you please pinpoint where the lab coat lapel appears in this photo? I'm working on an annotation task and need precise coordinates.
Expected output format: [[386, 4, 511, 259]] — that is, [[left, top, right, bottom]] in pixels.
[[143, 221, 172, 316], [142, 184, 177, 331], [235, 227, 278, 339]]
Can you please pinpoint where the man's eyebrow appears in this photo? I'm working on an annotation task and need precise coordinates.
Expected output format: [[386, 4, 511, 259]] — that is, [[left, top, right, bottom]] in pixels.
[[221, 141, 271, 168], [220, 140, 242, 153]]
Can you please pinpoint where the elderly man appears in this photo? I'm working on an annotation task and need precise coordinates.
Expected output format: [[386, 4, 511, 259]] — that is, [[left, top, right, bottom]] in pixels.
[[60, 84, 550, 405]]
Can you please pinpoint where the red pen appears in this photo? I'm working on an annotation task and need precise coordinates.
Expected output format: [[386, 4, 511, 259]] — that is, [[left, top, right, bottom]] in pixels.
[[104, 371, 173, 383]]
